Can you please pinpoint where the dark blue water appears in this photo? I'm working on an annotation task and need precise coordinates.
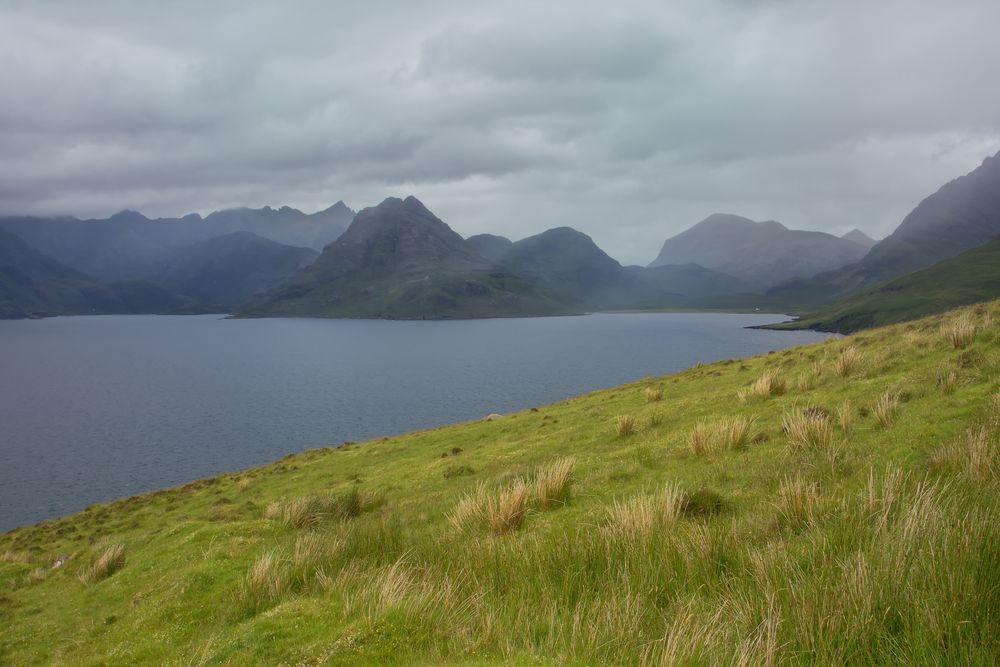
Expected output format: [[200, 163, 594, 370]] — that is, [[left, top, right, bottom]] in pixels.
[[0, 313, 828, 531]]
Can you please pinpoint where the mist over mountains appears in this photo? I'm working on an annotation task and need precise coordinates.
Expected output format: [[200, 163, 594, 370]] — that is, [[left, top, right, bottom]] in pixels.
[[2, 149, 999, 325]]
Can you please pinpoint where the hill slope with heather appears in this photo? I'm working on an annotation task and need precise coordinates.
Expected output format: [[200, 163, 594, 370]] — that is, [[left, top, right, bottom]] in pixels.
[[3, 301, 999, 665]]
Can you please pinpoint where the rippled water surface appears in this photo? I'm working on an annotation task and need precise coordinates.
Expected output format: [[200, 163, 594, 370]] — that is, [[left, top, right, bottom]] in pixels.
[[0, 313, 828, 530]]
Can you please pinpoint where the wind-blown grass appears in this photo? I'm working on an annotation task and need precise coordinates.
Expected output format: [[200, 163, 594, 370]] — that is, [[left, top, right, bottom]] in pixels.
[[534, 457, 575, 509], [942, 314, 977, 349], [782, 410, 834, 451], [78, 544, 126, 584], [3, 300, 1000, 665]]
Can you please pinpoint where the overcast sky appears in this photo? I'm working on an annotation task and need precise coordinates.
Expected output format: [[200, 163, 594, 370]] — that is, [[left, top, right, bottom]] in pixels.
[[1, 0, 998, 264]]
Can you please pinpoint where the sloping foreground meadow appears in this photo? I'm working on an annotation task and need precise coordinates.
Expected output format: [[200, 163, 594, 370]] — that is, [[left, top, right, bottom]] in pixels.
[[2, 302, 999, 665]]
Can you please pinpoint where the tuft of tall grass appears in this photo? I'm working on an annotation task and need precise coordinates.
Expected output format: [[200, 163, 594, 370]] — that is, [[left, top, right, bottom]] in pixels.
[[0, 550, 31, 564], [836, 346, 862, 377], [448, 482, 490, 533], [837, 401, 853, 434], [237, 551, 289, 614], [689, 416, 758, 454], [488, 480, 530, 534], [534, 457, 575, 510], [689, 421, 712, 455], [942, 314, 976, 349], [937, 369, 958, 394], [79, 544, 126, 584], [603, 483, 685, 543], [774, 477, 822, 531], [751, 372, 786, 398], [718, 416, 758, 451], [267, 488, 376, 529], [783, 410, 834, 451], [645, 386, 663, 403], [871, 392, 898, 428], [615, 415, 636, 438], [449, 480, 531, 534], [931, 428, 996, 482]]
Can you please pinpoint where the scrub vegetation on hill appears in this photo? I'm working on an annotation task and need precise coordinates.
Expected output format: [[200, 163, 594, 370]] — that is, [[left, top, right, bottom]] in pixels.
[[2, 301, 1000, 665]]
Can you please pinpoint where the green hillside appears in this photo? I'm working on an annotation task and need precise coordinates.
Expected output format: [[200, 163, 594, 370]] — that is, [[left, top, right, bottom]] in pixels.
[[2, 302, 999, 665], [772, 239, 1000, 333]]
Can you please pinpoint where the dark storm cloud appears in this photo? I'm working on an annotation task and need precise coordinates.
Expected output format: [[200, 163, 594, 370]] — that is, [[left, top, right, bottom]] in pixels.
[[0, 0, 998, 264]]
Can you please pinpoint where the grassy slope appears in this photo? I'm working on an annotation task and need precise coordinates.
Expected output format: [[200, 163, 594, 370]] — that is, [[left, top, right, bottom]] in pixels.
[[2, 302, 1000, 665], [771, 239, 1000, 333]]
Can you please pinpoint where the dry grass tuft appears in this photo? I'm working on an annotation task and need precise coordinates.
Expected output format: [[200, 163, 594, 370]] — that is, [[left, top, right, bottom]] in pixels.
[[836, 346, 862, 377], [448, 483, 490, 533], [238, 551, 289, 611], [487, 480, 530, 534], [79, 544, 126, 584], [534, 457, 575, 510], [782, 410, 834, 451], [837, 400, 853, 433], [25, 568, 47, 585], [747, 372, 786, 398], [645, 386, 663, 403], [647, 412, 664, 427], [689, 416, 759, 455], [604, 483, 685, 542], [965, 429, 998, 482], [718, 415, 758, 451], [932, 428, 997, 482], [236, 477, 250, 492], [263, 500, 282, 520], [615, 414, 636, 438], [872, 392, 899, 428], [279, 496, 328, 529], [449, 479, 531, 534], [689, 421, 712, 455], [942, 314, 976, 349], [774, 477, 822, 530], [266, 489, 373, 529], [938, 369, 958, 395], [0, 550, 31, 564]]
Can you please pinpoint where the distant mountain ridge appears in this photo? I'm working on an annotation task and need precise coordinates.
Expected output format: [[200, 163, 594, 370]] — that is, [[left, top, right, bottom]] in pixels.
[[768, 237, 1000, 333], [0, 203, 349, 309], [477, 226, 752, 310], [241, 197, 757, 319], [770, 150, 1000, 306], [841, 229, 877, 249], [239, 197, 572, 319], [203, 201, 355, 250], [0, 201, 352, 279], [137, 232, 319, 307], [0, 228, 207, 319], [649, 213, 871, 290]]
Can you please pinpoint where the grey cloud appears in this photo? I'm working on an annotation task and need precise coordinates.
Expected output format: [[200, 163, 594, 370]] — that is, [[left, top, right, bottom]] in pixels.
[[0, 0, 998, 264]]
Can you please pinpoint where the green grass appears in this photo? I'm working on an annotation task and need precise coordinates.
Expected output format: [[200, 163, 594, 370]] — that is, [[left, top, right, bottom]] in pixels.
[[772, 238, 1000, 333], [2, 301, 1000, 665]]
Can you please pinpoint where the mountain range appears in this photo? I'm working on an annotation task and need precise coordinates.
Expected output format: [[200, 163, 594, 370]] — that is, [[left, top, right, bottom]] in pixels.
[[769, 237, 1000, 333], [769, 152, 1000, 306], [239, 198, 757, 319], [2, 149, 999, 324], [0, 228, 206, 319], [648, 214, 872, 290]]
